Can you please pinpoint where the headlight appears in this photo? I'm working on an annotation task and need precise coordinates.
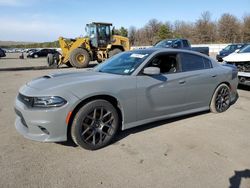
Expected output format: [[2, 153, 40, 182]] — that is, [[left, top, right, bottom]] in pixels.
[[33, 96, 67, 108]]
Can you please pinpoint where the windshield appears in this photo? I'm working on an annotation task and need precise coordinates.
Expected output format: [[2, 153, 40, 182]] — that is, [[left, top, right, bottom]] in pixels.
[[238, 45, 250, 53], [94, 51, 151, 75], [155, 40, 174, 48], [223, 45, 232, 51]]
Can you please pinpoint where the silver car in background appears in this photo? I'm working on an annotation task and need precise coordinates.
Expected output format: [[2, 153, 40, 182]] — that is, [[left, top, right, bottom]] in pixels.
[[14, 49, 238, 150]]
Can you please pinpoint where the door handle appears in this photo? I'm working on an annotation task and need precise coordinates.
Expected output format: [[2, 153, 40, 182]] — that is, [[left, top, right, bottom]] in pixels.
[[179, 80, 186, 84], [212, 75, 217, 78]]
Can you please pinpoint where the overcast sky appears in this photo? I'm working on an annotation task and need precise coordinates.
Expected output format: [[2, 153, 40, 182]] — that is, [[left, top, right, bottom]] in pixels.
[[0, 0, 249, 42]]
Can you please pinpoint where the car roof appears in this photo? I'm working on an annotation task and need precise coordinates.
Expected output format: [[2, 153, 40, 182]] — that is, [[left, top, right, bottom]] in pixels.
[[130, 48, 209, 58]]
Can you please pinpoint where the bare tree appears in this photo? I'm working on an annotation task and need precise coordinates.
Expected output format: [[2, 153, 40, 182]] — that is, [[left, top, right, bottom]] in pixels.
[[173, 21, 195, 42], [145, 19, 163, 45], [128, 26, 137, 46], [194, 11, 217, 43], [126, 11, 250, 46], [218, 13, 241, 43], [242, 15, 250, 42]]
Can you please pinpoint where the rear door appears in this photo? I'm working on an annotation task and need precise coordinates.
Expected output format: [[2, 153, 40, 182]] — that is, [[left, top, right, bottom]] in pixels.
[[179, 52, 217, 109]]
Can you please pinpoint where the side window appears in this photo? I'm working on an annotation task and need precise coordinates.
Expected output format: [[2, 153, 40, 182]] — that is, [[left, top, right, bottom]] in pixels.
[[231, 45, 236, 51], [147, 53, 180, 74], [175, 41, 181, 48], [203, 57, 212, 69], [183, 40, 189, 48], [237, 44, 243, 49], [181, 53, 211, 71]]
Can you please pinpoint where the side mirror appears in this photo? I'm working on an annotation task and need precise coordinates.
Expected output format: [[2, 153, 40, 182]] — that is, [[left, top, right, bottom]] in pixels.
[[143, 67, 160, 75], [234, 49, 240, 53]]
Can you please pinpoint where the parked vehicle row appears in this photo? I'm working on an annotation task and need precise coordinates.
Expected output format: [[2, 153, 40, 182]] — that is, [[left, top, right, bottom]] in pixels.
[[27, 48, 59, 58], [223, 44, 250, 86], [216, 43, 247, 62]]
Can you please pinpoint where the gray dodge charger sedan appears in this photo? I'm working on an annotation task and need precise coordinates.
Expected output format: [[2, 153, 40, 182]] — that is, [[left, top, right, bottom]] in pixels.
[[15, 49, 238, 150]]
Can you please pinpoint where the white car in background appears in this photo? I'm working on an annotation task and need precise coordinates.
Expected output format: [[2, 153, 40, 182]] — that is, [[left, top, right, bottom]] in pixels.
[[223, 45, 250, 86]]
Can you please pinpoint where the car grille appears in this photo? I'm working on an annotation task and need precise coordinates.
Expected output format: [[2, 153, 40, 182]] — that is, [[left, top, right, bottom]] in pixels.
[[14, 108, 28, 128], [18, 93, 34, 107]]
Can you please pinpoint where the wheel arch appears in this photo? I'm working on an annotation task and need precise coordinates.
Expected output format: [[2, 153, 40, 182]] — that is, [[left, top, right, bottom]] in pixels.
[[110, 45, 125, 51], [67, 94, 123, 140], [209, 81, 231, 105]]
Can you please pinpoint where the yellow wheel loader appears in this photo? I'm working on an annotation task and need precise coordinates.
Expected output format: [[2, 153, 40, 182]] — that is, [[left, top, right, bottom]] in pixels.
[[48, 22, 130, 68]]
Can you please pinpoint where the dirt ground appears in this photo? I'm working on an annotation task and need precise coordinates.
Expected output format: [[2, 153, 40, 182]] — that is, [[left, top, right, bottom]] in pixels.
[[0, 53, 250, 188]]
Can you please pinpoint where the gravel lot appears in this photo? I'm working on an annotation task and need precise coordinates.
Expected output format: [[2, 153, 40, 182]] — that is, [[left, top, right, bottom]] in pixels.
[[0, 53, 250, 188]]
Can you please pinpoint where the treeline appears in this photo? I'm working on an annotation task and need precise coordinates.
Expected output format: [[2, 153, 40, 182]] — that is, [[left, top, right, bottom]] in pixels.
[[5, 41, 60, 49], [127, 11, 250, 46]]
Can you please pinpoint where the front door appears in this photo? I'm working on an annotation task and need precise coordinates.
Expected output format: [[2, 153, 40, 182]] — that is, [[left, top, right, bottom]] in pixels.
[[136, 52, 189, 121]]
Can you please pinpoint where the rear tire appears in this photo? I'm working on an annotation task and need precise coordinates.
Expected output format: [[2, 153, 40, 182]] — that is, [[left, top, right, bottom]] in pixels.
[[71, 100, 119, 150], [210, 84, 231, 113], [108, 48, 122, 58], [69, 48, 90, 68]]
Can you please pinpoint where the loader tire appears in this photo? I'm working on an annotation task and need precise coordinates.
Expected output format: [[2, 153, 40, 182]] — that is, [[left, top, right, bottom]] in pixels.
[[47, 54, 54, 66], [70, 48, 90, 68], [108, 48, 122, 58]]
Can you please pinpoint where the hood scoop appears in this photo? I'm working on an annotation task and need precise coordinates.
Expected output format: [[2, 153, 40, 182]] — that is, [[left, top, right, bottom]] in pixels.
[[43, 75, 53, 79]]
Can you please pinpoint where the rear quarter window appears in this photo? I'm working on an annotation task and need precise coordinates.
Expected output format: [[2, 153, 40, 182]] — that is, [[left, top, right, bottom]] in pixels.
[[181, 53, 212, 71]]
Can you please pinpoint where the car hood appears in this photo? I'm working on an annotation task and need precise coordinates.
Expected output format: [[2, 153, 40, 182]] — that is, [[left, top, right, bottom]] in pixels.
[[26, 70, 122, 91], [219, 50, 230, 55], [223, 52, 250, 62]]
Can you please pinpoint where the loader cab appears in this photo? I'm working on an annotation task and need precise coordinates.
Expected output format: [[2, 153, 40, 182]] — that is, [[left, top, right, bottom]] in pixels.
[[86, 22, 112, 48]]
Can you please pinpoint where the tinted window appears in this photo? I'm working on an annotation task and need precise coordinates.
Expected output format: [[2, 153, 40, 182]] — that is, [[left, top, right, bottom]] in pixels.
[[183, 40, 189, 48], [239, 45, 250, 53], [231, 45, 237, 50], [224, 45, 231, 51], [203, 57, 212, 69], [175, 41, 181, 48], [154, 40, 175, 48], [181, 53, 212, 71], [237, 44, 243, 48], [48, 49, 55, 53]]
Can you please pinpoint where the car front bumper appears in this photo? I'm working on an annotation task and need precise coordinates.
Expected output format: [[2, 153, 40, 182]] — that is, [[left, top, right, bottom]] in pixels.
[[238, 72, 250, 86], [14, 94, 77, 142]]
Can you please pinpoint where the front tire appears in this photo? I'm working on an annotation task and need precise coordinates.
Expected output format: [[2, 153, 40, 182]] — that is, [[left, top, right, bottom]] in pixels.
[[210, 84, 231, 113], [69, 48, 90, 68], [71, 100, 119, 150]]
